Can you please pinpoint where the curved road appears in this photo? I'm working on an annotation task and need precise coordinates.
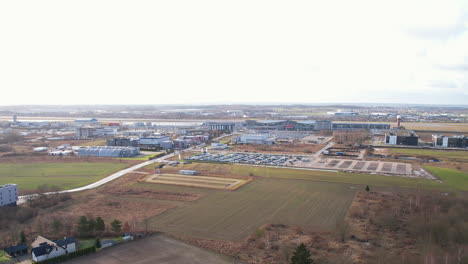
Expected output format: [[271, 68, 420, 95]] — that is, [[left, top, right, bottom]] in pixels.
[[18, 152, 175, 204]]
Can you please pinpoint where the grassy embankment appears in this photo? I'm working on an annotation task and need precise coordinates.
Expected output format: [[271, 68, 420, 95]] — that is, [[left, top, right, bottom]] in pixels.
[[389, 148, 468, 163], [0, 163, 128, 190]]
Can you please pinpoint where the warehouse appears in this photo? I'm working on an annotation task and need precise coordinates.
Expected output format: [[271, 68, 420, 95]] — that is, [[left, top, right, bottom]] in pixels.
[[77, 146, 140, 157], [233, 134, 275, 145], [433, 135, 468, 148], [0, 184, 18, 207], [332, 123, 390, 130], [138, 136, 171, 150], [74, 118, 99, 126], [76, 127, 119, 139], [107, 137, 139, 147], [245, 120, 390, 131], [206, 122, 236, 132]]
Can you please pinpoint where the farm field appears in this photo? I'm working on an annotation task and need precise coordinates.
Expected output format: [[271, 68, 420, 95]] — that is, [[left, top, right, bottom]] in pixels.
[[143, 178, 356, 240], [143, 173, 249, 190], [65, 235, 239, 264], [388, 148, 468, 163], [162, 162, 452, 191], [0, 162, 128, 191]]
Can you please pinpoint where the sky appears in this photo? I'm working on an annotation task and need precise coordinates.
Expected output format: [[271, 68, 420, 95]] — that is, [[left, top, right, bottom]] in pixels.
[[0, 0, 467, 105]]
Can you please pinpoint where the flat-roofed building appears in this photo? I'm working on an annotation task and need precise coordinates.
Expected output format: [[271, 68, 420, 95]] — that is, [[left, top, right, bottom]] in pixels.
[[385, 131, 419, 146], [332, 123, 390, 130], [433, 135, 468, 148], [206, 122, 236, 132], [0, 184, 18, 207]]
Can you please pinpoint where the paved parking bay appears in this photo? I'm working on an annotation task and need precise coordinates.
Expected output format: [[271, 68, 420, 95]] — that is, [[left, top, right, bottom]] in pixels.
[[187, 152, 419, 177]]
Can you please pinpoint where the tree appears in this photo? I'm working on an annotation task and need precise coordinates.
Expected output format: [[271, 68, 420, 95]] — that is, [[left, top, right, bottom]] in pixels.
[[88, 218, 96, 234], [290, 243, 313, 264], [95, 238, 101, 249], [51, 219, 63, 235], [77, 216, 89, 237], [111, 219, 122, 233], [366, 185, 370, 192], [122, 221, 130, 233], [95, 217, 105, 232], [20, 231, 26, 244]]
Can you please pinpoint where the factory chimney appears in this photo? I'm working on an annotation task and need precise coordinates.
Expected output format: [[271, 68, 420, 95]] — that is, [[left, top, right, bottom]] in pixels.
[[397, 115, 401, 128]]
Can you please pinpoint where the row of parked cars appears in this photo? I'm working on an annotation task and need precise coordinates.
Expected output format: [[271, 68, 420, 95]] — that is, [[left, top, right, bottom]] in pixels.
[[186, 152, 311, 166]]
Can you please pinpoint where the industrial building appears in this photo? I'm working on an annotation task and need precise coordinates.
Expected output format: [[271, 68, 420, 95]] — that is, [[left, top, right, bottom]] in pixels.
[[0, 184, 18, 207], [234, 134, 275, 145], [77, 146, 140, 157], [206, 122, 236, 132], [107, 137, 139, 147], [385, 131, 419, 146], [244, 120, 390, 131], [138, 136, 171, 150], [76, 127, 118, 138], [332, 123, 391, 130], [74, 118, 99, 126], [244, 120, 332, 131], [433, 135, 468, 148]]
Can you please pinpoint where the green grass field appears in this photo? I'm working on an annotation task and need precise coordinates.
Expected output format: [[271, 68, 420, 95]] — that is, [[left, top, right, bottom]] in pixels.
[[0, 162, 128, 190], [424, 166, 468, 191], [141, 178, 355, 240], [172, 162, 453, 191], [0, 250, 10, 264], [389, 148, 468, 162]]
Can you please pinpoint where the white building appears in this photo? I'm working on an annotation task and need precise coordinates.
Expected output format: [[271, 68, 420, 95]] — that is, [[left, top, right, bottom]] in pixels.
[[76, 127, 119, 138], [235, 134, 275, 145], [0, 184, 18, 207], [211, 142, 228, 149], [32, 236, 76, 262], [139, 136, 170, 145]]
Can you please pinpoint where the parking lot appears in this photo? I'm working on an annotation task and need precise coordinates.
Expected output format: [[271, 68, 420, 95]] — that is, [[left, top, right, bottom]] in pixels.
[[186, 152, 311, 166], [186, 152, 424, 178]]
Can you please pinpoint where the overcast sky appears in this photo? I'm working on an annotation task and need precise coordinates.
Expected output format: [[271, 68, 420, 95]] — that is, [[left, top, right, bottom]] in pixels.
[[0, 0, 467, 105]]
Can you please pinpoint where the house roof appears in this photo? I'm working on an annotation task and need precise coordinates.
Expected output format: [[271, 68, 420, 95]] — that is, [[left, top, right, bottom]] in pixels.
[[4, 244, 27, 255], [32, 236, 55, 248], [53, 237, 76, 247], [32, 243, 54, 257], [32, 236, 76, 257]]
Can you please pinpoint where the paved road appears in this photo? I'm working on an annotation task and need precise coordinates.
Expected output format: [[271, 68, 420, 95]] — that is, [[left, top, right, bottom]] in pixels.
[[311, 141, 335, 158], [17, 152, 175, 204], [64, 235, 241, 264]]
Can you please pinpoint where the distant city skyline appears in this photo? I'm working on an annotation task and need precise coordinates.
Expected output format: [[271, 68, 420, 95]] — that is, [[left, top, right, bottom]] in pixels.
[[1, 0, 467, 105]]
